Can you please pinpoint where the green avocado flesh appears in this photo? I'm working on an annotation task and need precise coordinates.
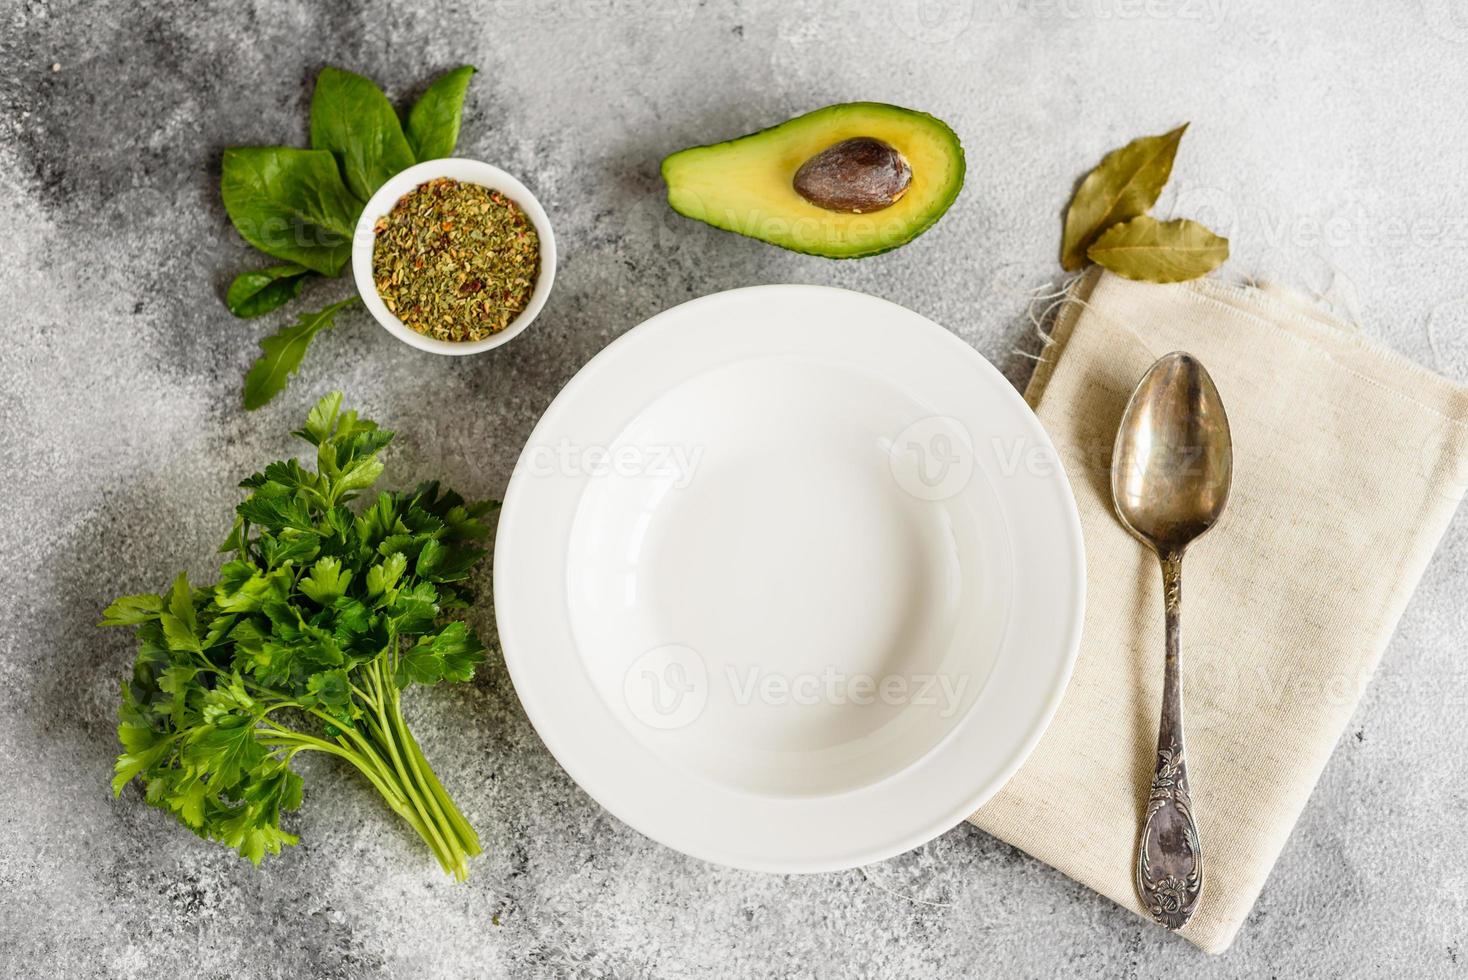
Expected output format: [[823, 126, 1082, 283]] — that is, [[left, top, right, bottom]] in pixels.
[[661, 102, 965, 259]]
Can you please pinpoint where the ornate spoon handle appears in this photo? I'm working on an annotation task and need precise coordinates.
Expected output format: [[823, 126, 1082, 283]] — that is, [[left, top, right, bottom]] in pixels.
[[1136, 551, 1203, 930]]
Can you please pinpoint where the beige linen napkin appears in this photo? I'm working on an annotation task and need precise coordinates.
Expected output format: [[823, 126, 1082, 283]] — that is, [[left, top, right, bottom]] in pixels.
[[969, 269, 1468, 953]]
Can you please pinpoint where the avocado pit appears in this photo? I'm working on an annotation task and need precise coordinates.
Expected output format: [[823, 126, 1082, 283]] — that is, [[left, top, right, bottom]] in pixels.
[[793, 137, 912, 213]]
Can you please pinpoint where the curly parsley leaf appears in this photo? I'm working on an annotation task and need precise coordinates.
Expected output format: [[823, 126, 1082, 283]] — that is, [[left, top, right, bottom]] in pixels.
[[102, 393, 495, 878], [101, 593, 165, 626]]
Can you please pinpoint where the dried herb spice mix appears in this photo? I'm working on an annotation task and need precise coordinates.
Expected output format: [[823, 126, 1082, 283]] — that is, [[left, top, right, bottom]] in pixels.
[[372, 178, 540, 342]]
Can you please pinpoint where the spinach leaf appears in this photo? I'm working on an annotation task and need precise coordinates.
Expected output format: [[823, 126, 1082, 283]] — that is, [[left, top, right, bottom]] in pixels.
[[406, 65, 477, 161], [218, 66, 483, 403], [310, 67, 417, 202], [226, 264, 316, 318], [243, 297, 361, 410], [221, 147, 362, 276]]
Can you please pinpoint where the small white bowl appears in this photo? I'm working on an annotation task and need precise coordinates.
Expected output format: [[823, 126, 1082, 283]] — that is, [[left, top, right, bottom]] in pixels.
[[353, 158, 556, 355]]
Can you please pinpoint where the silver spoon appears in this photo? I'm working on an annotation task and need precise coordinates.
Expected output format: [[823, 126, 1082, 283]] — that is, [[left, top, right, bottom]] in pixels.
[[1111, 351, 1233, 931]]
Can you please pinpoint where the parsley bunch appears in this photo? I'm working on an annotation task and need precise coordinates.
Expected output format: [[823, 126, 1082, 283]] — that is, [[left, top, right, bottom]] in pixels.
[[102, 392, 494, 879]]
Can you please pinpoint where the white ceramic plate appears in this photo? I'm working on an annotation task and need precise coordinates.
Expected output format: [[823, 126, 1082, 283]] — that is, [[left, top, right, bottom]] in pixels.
[[494, 285, 1084, 872]]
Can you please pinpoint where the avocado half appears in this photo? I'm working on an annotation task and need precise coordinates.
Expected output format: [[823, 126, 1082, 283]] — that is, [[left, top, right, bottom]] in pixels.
[[661, 102, 965, 259]]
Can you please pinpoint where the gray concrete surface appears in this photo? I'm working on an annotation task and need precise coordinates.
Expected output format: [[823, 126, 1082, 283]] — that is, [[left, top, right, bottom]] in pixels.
[[2, 1, 1466, 976]]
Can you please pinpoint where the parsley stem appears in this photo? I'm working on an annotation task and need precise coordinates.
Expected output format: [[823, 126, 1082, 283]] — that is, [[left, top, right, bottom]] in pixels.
[[245, 659, 472, 878], [399, 717, 481, 856], [259, 728, 406, 809], [382, 663, 475, 863], [362, 656, 464, 878], [361, 706, 463, 875], [259, 725, 454, 876]]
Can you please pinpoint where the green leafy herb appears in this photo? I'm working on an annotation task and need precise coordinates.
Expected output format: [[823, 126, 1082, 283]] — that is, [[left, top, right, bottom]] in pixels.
[[243, 297, 360, 410], [102, 392, 496, 879], [310, 66, 418, 203], [1086, 215, 1229, 283], [406, 66, 478, 161], [220, 147, 362, 276], [226, 264, 316, 318], [220, 65, 478, 403], [1060, 124, 1187, 271]]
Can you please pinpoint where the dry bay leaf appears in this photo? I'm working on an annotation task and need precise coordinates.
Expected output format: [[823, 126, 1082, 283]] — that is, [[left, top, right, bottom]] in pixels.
[[1086, 215, 1228, 283], [1060, 124, 1188, 271]]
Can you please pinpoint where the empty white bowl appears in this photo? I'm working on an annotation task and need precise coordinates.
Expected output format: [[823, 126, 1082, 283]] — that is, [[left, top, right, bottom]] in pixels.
[[494, 285, 1087, 872], [352, 158, 556, 355]]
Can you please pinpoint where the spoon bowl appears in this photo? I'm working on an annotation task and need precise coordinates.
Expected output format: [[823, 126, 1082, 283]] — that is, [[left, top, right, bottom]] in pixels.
[[1112, 353, 1232, 555]]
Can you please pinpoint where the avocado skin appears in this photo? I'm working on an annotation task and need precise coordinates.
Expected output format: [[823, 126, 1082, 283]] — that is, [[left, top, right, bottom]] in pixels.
[[660, 102, 966, 259]]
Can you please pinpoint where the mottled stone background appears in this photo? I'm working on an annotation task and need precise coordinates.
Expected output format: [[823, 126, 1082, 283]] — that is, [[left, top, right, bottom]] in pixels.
[[2, 1, 1466, 976]]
